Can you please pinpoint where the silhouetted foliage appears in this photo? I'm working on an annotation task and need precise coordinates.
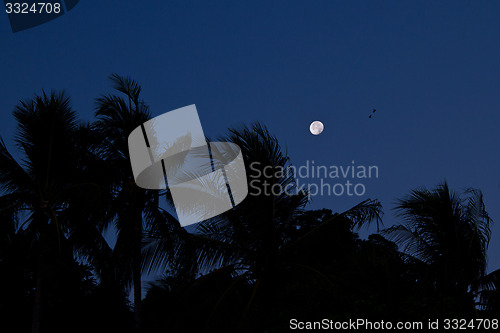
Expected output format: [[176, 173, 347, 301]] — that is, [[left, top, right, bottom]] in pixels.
[[0, 81, 498, 333]]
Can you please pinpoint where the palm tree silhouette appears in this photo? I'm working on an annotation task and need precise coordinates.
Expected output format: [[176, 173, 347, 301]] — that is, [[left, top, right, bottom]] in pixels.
[[383, 182, 493, 313], [4, 82, 499, 330], [0, 91, 104, 333], [94, 74, 173, 330]]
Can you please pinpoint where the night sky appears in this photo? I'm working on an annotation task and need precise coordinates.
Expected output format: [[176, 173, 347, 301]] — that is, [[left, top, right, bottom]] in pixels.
[[1, 0, 499, 278]]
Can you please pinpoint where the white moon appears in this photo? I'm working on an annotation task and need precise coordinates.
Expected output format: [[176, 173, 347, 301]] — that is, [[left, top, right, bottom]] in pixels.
[[310, 121, 324, 135]]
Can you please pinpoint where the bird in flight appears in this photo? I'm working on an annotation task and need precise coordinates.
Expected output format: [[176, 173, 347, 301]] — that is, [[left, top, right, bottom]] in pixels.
[[369, 109, 376, 118]]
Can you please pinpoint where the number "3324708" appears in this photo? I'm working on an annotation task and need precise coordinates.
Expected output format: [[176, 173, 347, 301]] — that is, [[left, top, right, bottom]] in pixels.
[[5, 2, 62, 14]]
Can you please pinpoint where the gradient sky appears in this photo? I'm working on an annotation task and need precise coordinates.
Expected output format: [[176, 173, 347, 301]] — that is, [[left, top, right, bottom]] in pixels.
[[1, 1, 499, 276]]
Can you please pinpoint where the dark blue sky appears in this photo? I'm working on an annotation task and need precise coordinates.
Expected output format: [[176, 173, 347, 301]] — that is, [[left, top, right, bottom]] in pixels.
[[1, 1, 499, 273]]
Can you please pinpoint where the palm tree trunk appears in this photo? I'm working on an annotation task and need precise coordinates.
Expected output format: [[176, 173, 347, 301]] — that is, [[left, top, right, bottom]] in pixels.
[[133, 212, 143, 331], [31, 270, 42, 333], [133, 259, 142, 331]]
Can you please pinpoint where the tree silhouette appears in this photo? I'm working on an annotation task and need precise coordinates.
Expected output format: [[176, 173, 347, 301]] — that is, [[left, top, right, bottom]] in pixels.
[[0, 91, 105, 333], [383, 182, 493, 315], [94, 74, 175, 330], [1, 79, 498, 332]]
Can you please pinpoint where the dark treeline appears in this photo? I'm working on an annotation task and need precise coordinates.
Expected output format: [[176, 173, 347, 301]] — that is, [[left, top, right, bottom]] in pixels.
[[0, 75, 499, 333]]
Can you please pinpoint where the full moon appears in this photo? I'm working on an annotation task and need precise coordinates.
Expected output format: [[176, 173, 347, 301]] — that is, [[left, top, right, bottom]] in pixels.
[[310, 121, 324, 135]]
